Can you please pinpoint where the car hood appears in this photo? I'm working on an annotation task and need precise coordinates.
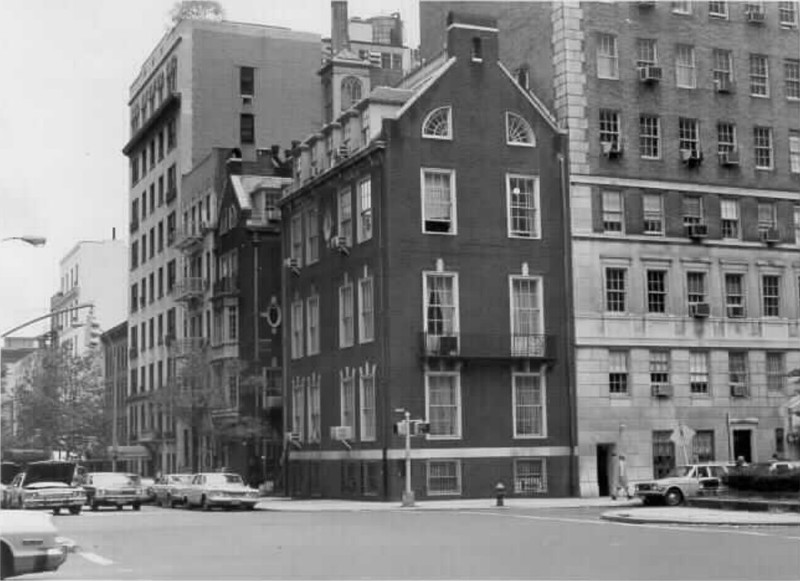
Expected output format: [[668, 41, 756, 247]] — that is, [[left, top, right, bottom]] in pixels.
[[0, 509, 58, 534], [207, 484, 252, 491], [25, 482, 78, 490], [642, 477, 692, 487], [24, 463, 77, 486]]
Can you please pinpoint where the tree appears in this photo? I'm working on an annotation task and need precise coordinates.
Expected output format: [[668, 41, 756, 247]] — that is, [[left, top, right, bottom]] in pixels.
[[13, 346, 108, 460], [169, 1, 225, 25]]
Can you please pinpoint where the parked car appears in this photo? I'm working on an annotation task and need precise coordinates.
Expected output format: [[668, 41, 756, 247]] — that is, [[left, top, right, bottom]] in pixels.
[[152, 474, 194, 508], [140, 477, 156, 504], [82, 472, 143, 511], [634, 463, 733, 506], [4, 462, 85, 515], [182, 473, 260, 511], [768, 460, 800, 474], [0, 510, 69, 579], [0, 463, 22, 509]]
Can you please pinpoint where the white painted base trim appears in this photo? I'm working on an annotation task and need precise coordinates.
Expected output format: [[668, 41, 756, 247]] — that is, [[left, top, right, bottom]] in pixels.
[[289, 446, 573, 461]]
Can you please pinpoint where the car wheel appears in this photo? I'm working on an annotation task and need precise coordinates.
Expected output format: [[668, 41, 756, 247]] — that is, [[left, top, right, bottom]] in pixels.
[[664, 488, 684, 507], [641, 497, 656, 507], [201, 496, 211, 511], [183, 497, 192, 509], [117, 505, 123, 511], [52, 508, 60, 516], [90, 500, 99, 511], [161, 495, 171, 508], [69, 505, 82, 515], [133, 503, 141, 511], [244, 504, 255, 511], [1, 542, 15, 580]]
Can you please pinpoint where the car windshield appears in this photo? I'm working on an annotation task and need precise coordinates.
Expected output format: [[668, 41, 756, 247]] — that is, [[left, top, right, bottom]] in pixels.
[[93, 473, 141, 486], [206, 474, 243, 485], [169, 475, 192, 483], [666, 466, 693, 478]]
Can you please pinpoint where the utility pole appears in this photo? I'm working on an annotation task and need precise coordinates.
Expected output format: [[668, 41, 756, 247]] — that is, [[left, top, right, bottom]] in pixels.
[[400, 409, 414, 507]]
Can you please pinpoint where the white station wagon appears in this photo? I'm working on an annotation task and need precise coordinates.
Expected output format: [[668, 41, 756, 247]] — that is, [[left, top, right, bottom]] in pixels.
[[634, 463, 734, 506]]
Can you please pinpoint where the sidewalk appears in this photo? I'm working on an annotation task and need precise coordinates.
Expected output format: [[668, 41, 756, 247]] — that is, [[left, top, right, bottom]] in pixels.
[[601, 506, 800, 526], [254, 496, 640, 512]]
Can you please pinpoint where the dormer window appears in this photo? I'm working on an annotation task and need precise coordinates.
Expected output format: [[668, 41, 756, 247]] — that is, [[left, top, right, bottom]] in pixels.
[[471, 37, 483, 62], [505, 112, 536, 147], [422, 106, 453, 140]]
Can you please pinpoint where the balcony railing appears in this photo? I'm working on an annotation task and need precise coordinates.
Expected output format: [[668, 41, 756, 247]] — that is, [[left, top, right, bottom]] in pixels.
[[420, 332, 554, 361], [167, 337, 207, 357], [174, 277, 206, 301], [212, 277, 239, 297], [174, 225, 205, 252]]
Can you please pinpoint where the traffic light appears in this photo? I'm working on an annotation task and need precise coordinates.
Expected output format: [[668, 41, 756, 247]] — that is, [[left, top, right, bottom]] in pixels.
[[87, 309, 102, 348], [393, 421, 409, 437]]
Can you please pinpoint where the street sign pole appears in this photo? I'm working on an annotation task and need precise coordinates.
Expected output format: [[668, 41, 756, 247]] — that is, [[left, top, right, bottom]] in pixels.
[[401, 410, 414, 507]]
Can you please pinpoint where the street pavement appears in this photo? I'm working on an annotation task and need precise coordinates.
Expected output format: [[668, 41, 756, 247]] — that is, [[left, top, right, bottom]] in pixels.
[[28, 501, 800, 580]]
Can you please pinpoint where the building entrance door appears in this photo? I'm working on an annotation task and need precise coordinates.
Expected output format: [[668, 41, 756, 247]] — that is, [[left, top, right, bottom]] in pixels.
[[733, 429, 752, 463], [596, 444, 615, 497]]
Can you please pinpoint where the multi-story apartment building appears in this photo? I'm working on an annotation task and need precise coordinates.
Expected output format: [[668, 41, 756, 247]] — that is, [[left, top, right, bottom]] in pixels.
[[422, 1, 800, 495], [100, 322, 136, 470], [123, 17, 322, 476], [281, 12, 575, 500], [1, 337, 42, 442]]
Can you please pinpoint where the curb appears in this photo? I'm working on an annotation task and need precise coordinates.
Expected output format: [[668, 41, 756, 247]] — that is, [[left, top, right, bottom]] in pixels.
[[600, 512, 800, 527]]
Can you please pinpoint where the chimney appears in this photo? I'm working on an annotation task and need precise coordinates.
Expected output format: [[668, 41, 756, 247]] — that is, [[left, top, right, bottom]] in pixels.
[[332, 1, 349, 54]]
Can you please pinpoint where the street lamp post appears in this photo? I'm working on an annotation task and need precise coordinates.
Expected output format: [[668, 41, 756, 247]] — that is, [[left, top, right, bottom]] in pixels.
[[396, 408, 414, 507]]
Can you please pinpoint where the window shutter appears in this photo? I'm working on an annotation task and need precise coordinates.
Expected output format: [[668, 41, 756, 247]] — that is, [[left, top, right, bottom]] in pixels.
[[776, 200, 794, 243], [591, 188, 604, 232], [663, 191, 684, 237], [739, 197, 760, 242], [704, 194, 722, 239], [624, 191, 643, 235]]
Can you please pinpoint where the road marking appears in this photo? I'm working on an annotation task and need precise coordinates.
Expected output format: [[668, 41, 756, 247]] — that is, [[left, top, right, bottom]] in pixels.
[[78, 551, 114, 566]]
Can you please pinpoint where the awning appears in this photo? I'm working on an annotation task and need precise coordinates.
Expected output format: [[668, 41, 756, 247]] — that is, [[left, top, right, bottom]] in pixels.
[[107, 445, 150, 459]]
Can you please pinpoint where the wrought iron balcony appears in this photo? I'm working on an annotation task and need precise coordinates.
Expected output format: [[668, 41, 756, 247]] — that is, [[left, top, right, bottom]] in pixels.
[[167, 336, 207, 357], [174, 226, 205, 252], [420, 332, 555, 361], [174, 277, 206, 302]]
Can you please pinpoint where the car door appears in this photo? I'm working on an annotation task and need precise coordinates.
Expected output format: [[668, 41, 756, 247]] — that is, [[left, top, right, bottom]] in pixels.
[[187, 475, 202, 505], [694, 466, 715, 494]]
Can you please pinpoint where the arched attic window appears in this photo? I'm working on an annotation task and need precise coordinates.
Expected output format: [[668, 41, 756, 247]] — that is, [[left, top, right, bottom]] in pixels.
[[505, 112, 536, 147], [421, 106, 452, 140], [341, 76, 363, 111]]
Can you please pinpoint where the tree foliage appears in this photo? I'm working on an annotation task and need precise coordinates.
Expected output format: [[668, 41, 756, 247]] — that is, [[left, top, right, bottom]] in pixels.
[[13, 347, 108, 458], [169, 1, 225, 25]]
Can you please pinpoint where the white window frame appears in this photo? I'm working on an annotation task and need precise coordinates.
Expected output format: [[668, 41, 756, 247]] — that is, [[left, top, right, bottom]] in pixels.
[[291, 299, 304, 359], [421, 168, 457, 235], [640, 115, 661, 159], [506, 174, 540, 239], [749, 54, 770, 97], [425, 371, 462, 440], [426, 460, 462, 496], [339, 374, 356, 433], [761, 274, 781, 317], [790, 133, 800, 174], [509, 276, 544, 357], [305, 204, 319, 265], [602, 190, 624, 234], [712, 49, 733, 85], [513, 458, 547, 494], [306, 293, 320, 356], [686, 271, 708, 305], [779, 1, 798, 27], [421, 106, 453, 140], [290, 213, 303, 265], [338, 187, 353, 247], [672, 1, 691, 14], [754, 126, 773, 170], [676, 45, 697, 89], [357, 177, 373, 243], [608, 350, 629, 395], [505, 112, 536, 147], [709, 1, 728, 18], [679, 118, 700, 155], [599, 109, 620, 146], [358, 274, 374, 344], [307, 377, 321, 443], [512, 369, 546, 439], [339, 276, 355, 348], [423, 271, 460, 340], [596, 33, 619, 80], [689, 351, 709, 395], [785, 59, 800, 100], [728, 351, 749, 396], [649, 350, 671, 392], [636, 38, 658, 68], [717, 122, 737, 156], [605, 267, 627, 312], [720, 199, 740, 240], [359, 372, 376, 442], [643, 193, 664, 235], [646, 269, 668, 314]]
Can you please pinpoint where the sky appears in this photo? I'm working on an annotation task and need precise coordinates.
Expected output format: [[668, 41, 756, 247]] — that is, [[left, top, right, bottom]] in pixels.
[[0, 0, 421, 339]]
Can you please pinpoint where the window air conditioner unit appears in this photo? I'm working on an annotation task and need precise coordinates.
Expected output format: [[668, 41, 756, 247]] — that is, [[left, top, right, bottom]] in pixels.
[[651, 384, 673, 398], [638, 65, 662, 83], [760, 227, 780, 244], [685, 223, 709, 239], [727, 305, 746, 318], [714, 77, 734, 94], [680, 148, 703, 166], [438, 335, 459, 356], [242, 95, 253, 106], [337, 145, 350, 159], [601, 140, 623, 159], [746, 7, 765, 23], [731, 384, 749, 398], [330, 425, 353, 441], [718, 150, 740, 166], [329, 235, 349, 255], [690, 302, 711, 318], [283, 257, 301, 275]]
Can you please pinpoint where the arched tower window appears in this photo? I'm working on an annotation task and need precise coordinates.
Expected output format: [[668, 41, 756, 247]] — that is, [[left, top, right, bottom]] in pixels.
[[341, 77, 363, 111], [421, 106, 452, 140], [505, 112, 536, 147]]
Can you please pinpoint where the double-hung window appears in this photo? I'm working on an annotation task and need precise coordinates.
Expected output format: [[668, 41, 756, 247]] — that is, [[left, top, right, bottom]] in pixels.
[[672, 1, 691, 14], [687, 272, 707, 306], [513, 371, 545, 438], [720, 199, 740, 239], [709, 1, 728, 18], [602, 191, 623, 233], [636, 38, 657, 68], [338, 188, 353, 247], [426, 372, 461, 439], [675, 45, 696, 88], [790, 132, 800, 174], [306, 292, 320, 356], [729, 352, 748, 397], [683, 195, 704, 226], [762, 275, 781, 317], [758, 201, 777, 233], [779, 1, 798, 27], [291, 299, 303, 359], [292, 381, 305, 441], [358, 274, 374, 343], [794, 203, 800, 244], [424, 272, 459, 352], [240, 66, 255, 97], [421, 169, 456, 234], [290, 213, 303, 265], [307, 377, 321, 443], [766, 352, 785, 391], [679, 118, 700, 156], [717, 122, 737, 156], [357, 178, 373, 242], [608, 351, 629, 395], [785, 59, 800, 100], [754, 127, 773, 169], [304, 204, 319, 265], [640, 115, 660, 158], [689, 351, 709, 394], [649, 351, 670, 393], [712, 49, 733, 87], [643, 193, 664, 235], [339, 374, 356, 433], [605, 267, 627, 312], [599, 109, 620, 147], [646, 270, 667, 314], [724, 273, 746, 317], [507, 174, 540, 238], [360, 371, 376, 442], [510, 277, 544, 357], [749, 55, 769, 97], [339, 276, 355, 348], [597, 34, 618, 79]]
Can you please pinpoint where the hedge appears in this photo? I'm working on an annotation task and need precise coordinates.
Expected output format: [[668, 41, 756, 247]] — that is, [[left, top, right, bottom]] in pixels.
[[722, 468, 800, 493]]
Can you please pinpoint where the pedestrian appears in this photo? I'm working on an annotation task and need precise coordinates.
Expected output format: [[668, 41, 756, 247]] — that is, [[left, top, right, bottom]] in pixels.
[[735, 456, 746, 467], [615, 454, 632, 500]]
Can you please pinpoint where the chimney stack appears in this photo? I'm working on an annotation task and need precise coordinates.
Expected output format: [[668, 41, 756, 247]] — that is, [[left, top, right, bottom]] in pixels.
[[331, 1, 350, 54]]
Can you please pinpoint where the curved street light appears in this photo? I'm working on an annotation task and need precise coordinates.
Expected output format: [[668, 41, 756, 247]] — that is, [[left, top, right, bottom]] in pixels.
[[1, 235, 47, 247]]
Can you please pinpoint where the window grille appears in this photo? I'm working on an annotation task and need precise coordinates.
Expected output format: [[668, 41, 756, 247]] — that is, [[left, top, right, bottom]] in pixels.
[[513, 372, 544, 437], [514, 459, 547, 495], [422, 106, 452, 139], [427, 460, 461, 495]]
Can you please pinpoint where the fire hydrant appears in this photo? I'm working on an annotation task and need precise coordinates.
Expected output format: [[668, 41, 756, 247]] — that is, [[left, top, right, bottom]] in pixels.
[[495, 482, 506, 507]]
